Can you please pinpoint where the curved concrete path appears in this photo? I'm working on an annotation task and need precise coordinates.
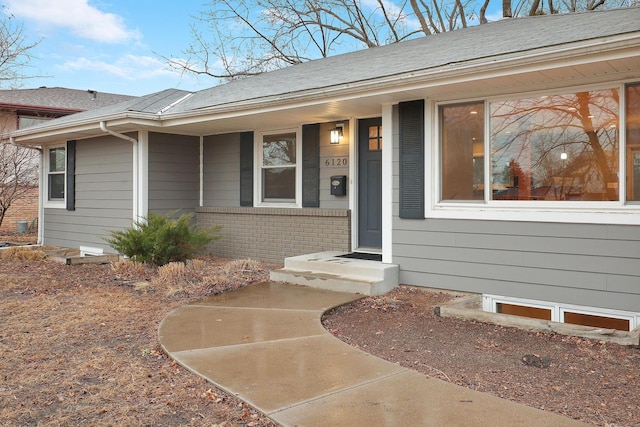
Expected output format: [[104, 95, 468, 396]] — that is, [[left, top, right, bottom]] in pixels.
[[158, 282, 588, 426]]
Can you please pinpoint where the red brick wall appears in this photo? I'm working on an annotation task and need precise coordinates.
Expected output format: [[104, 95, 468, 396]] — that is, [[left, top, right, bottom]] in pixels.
[[0, 187, 38, 233]]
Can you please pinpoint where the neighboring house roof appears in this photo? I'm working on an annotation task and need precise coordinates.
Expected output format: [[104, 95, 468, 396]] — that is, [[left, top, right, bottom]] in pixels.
[[38, 88, 191, 127], [0, 87, 135, 115], [11, 7, 640, 143]]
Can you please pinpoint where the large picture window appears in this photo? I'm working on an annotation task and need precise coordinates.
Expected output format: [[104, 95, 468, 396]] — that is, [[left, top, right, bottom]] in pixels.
[[48, 146, 65, 201], [261, 132, 297, 202], [490, 89, 619, 202], [438, 86, 640, 206]]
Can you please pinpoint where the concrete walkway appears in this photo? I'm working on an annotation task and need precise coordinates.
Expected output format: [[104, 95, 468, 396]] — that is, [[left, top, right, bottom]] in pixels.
[[158, 282, 588, 426]]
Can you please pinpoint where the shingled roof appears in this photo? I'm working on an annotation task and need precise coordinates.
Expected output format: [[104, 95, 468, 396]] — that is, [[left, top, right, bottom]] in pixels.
[[170, 7, 640, 114], [10, 7, 640, 141], [0, 87, 135, 114]]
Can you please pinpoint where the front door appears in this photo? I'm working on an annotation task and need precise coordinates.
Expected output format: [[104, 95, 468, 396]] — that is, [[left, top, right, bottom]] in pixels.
[[358, 117, 383, 249]]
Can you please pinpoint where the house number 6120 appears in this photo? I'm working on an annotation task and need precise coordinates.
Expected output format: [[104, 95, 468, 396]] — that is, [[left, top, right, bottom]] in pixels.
[[325, 157, 348, 167]]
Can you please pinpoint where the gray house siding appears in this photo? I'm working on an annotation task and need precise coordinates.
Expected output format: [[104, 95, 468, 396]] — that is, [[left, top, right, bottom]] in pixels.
[[203, 133, 240, 207], [196, 127, 351, 262], [148, 132, 200, 215], [202, 128, 349, 209], [43, 136, 133, 250], [319, 122, 349, 210], [391, 106, 640, 313]]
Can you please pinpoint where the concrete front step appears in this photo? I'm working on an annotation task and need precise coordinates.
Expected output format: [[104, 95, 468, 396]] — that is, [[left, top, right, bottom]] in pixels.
[[270, 251, 399, 296]]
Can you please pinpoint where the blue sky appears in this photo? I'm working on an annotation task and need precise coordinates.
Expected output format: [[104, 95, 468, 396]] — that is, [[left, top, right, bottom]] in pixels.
[[5, 0, 505, 97], [5, 0, 215, 96]]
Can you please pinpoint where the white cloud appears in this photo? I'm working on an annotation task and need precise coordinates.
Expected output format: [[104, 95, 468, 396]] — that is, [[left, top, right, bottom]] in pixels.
[[59, 54, 176, 80], [5, 0, 139, 43]]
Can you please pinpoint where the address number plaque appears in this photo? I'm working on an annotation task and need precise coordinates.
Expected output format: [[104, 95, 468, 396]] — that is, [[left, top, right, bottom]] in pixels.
[[324, 156, 348, 167]]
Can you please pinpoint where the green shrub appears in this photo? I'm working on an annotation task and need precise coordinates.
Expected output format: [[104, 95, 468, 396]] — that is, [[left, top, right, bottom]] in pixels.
[[105, 212, 221, 265]]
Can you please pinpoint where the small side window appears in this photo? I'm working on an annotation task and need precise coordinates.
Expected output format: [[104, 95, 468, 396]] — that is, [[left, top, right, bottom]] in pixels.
[[261, 132, 297, 203], [48, 146, 65, 201]]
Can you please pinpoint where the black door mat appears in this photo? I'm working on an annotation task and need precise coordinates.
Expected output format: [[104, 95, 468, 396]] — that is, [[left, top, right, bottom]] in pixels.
[[337, 252, 382, 261]]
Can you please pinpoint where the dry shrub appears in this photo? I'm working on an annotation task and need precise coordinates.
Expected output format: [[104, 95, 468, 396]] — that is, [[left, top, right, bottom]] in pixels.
[[150, 258, 273, 300], [201, 275, 230, 288], [111, 260, 146, 275], [133, 281, 153, 293], [222, 258, 261, 275], [187, 258, 206, 271], [157, 261, 187, 283], [200, 259, 270, 295], [0, 246, 46, 261], [165, 284, 187, 299], [154, 261, 203, 298]]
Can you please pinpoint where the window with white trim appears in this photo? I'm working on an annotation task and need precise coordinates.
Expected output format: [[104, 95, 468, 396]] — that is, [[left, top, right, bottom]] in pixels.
[[483, 294, 640, 332], [435, 83, 640, 221], [627, 83, 640, 201], [490, 88, 619, 202], [47, 146, 65, 203], [259, 131, 298, 204]]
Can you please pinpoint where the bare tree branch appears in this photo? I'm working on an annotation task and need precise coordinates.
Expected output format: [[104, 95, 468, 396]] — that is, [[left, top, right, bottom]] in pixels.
[[163, 0, 631, 82], [0, 9, 41, 88], [479, 0, 491, 23], [0, 139, 38, 228], [0, 11, 40, 227]]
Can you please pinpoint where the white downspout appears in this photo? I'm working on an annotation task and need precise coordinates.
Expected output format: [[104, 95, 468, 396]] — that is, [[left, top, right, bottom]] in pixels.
[[99, 121, 140, 223]]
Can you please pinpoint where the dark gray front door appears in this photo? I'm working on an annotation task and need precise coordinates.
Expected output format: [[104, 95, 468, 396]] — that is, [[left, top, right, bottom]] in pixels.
[[358, 117, 383, 249]]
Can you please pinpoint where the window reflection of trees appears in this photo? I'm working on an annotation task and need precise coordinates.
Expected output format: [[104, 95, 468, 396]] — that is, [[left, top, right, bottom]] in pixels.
[[490, 89, 619, 201], [263, 134, 296, 166], [262, 133, 296, 201], [627, 84, 640, 202]]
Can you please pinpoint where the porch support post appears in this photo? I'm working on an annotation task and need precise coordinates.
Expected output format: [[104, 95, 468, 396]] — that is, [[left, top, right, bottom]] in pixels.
[[137, 130, 148, 223], [382, 103, 393, 264], [199, 135, 204, 207], [38, 148, 45, 245]]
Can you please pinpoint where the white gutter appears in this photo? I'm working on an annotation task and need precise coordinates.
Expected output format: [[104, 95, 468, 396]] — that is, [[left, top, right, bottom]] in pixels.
[[99, 121, 141, 224]]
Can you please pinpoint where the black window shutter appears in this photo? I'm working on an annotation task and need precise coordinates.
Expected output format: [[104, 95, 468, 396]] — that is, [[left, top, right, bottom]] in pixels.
[[239, 131, 254, 207], [399, 100, 425, 219], [66, 140, 76, 211], [302, 124, 320, 208]]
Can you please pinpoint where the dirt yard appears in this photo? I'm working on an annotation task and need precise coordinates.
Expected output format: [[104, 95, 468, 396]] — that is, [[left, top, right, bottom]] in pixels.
[[1, 233, 638, 426], [323, 287, 640, 427], [0, 241, 280, 427]]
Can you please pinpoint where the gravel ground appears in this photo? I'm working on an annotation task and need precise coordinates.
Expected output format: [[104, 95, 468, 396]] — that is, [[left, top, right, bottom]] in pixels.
[[323, 286, 640, 427]]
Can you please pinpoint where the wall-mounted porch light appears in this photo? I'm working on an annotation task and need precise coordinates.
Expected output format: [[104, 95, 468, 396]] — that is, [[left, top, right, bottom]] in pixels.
[[330, 123, 344, 144]]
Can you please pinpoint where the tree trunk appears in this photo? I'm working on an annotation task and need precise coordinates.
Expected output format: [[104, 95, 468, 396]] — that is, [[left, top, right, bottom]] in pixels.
[[503, 0, 512, 17]]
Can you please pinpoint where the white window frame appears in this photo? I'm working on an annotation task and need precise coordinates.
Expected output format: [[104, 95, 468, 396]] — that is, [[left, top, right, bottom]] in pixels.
[[255, 128, 302, 208], [427, 82, 640, 225], [44, 144, 66, 209]]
